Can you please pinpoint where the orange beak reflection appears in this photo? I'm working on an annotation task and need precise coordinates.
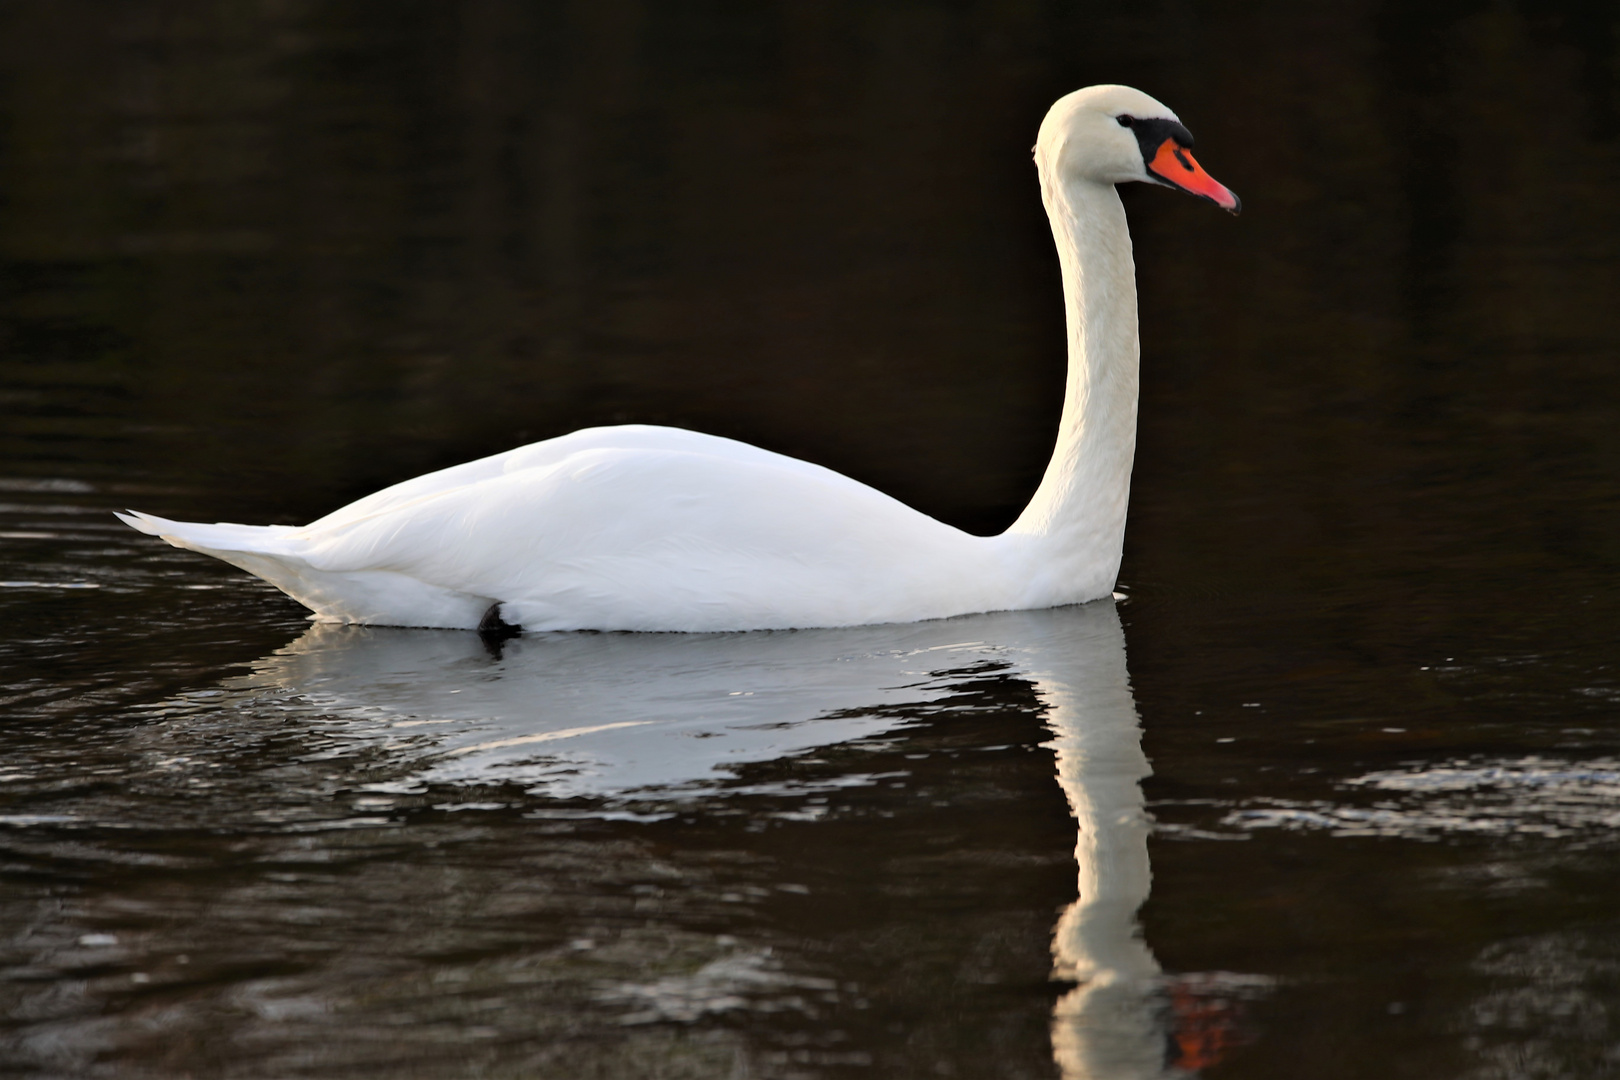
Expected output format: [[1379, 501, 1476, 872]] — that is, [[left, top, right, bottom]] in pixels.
[[1148, 140, 1241, 214]]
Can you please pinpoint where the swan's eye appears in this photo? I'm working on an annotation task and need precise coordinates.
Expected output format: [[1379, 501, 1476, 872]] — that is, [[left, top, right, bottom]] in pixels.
[[1116, 115, 1134, 127]]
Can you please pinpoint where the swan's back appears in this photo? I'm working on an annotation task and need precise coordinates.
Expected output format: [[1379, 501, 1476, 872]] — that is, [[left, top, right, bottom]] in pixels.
[[305, 425, 841, 530]]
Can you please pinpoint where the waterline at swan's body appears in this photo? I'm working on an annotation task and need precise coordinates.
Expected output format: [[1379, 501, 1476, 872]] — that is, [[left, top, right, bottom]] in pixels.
[[119, 84, 1237, 632]]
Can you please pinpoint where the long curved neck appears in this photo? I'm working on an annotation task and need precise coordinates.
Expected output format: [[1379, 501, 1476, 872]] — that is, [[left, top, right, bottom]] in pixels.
[[1004, 174, 1139, 604]]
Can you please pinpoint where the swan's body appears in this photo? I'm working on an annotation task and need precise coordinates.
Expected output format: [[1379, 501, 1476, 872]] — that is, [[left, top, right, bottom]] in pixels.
[[123, 426, 1050, 631], [120, 86, 1237, 632]]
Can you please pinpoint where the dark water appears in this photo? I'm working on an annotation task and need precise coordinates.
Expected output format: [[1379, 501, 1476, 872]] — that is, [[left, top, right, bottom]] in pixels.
[[3, 2, 1620, 1077]]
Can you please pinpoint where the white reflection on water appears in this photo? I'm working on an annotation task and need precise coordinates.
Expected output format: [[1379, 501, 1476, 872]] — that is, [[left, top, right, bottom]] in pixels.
[[1225, 758, 1620, 840], [209, 601, 1181, 1076], [1028, 608, 1170, 1079], [223, 616, 1033, 800]]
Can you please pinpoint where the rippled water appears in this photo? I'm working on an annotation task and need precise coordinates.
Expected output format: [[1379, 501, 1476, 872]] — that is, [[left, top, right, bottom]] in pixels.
[[4, 2, 1620, 1077]]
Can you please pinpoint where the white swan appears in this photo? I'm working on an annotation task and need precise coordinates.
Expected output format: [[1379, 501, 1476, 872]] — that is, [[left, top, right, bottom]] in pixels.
[[119, 85, 1238, 632]]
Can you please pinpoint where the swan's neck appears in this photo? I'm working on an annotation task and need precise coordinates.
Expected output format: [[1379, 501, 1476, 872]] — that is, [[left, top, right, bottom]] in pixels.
[[1005, 174, 1139, 602]]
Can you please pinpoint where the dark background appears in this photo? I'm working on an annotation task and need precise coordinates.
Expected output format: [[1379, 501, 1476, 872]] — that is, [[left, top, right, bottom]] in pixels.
[[4, 0, 1613, 536]]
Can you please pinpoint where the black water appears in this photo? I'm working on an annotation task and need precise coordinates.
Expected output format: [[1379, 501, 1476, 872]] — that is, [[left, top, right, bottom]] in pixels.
[[4, 2, 1620, 1077]]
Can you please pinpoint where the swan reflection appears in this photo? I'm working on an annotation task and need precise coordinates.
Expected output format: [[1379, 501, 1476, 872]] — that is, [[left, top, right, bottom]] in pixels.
[[217, 601, 1175, 1076]]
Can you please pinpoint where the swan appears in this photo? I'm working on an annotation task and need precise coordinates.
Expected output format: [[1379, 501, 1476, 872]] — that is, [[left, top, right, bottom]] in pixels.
[[118, 85, 1238, 633]]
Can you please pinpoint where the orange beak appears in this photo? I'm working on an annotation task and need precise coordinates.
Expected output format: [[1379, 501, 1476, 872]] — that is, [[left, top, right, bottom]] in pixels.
[[1148, 140, 1241, 214]]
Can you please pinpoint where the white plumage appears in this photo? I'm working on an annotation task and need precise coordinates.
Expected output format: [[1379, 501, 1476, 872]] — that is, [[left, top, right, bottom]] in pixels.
[[120, 85, 1237, 632], [121, 425, 1023, 630]]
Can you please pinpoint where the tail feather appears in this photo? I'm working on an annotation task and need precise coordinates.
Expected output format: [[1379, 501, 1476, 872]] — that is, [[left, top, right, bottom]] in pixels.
[[115, 509, 493, 629], [116, 508, 319, 607], [115, 510, 298, 555]]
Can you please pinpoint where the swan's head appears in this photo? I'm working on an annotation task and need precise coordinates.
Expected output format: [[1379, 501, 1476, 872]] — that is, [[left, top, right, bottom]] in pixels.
[[1036, 85, 1240, 214]]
